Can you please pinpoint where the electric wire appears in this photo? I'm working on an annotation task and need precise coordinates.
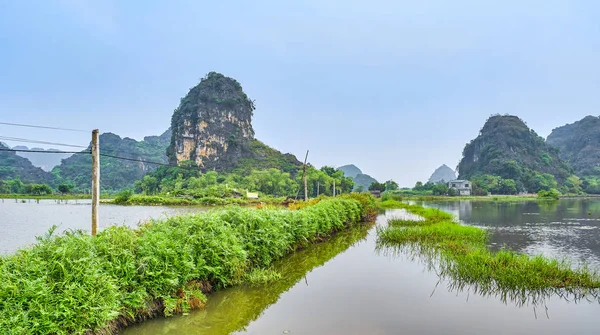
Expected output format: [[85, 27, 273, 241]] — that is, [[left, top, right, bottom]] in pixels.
[[0, 121, 88, 132], [0, 136, 89, 148], [0, 148, 90, 155]]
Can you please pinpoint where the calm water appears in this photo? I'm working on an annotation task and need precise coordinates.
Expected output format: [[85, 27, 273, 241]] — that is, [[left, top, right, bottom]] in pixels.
[[123, 200, 600, 335], [0, 199, 206, 254], [421, 199, 600, 268]]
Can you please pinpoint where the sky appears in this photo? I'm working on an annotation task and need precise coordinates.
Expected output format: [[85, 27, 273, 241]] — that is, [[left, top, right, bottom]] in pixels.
[[1, 0, 599, 187]]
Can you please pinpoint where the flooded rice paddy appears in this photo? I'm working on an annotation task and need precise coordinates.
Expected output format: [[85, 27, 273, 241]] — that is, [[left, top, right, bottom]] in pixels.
[[123, 199, 600, 335], [2, 198, 600, 334], [0, 199, 205, 254]]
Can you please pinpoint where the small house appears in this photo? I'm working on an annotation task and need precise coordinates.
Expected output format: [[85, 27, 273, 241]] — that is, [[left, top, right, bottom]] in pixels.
[[246, 191, 259, 200], [448, 180, 471, 196], [369, 190, 382, 198]]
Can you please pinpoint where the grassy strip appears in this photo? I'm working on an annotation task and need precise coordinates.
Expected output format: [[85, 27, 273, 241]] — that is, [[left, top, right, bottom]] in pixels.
[[108, 194, 291, 207], [0, 194, 97, 200], [0, 195, 375, 334], [377, 202, 600, 292]]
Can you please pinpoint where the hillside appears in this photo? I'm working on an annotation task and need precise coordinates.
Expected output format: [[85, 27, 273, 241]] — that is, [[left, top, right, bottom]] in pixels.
[[12, 146, 72, 172], [0, 143, 54, 185], [338, 164, 378, 191], [52, 129, 171, 191], [168, 72, 302, 174], [546, 115, 600, 176], [428, 164, 456, 183], [338, 164, 362, 179], [458, 115, 572, 193]]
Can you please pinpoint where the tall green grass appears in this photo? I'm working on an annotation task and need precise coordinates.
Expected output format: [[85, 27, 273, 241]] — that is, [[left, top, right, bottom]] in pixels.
[[0, 197, 373, 334], [377, 202, 600, 296]]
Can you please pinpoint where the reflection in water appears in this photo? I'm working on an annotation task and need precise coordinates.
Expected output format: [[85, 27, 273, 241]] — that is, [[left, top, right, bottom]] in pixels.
[[376, 243, 600, 313], [123, 224, 371, 335], [421, 199, 600, 268], [123, 211, 600, 335]]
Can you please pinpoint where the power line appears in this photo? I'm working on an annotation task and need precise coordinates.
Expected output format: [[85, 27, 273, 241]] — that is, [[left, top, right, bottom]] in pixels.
[[99, 152, 175, 167], [0, 121, 88, 132], [0, 136, 89, 148], [0, 148, 90, 155]]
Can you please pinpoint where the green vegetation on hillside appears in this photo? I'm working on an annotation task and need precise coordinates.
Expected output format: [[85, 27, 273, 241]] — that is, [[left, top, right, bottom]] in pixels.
[[0, 197, 374, 334], [0, 143, 54, 185], [458, 115, 574, 194], [52, 130, 171, 192]]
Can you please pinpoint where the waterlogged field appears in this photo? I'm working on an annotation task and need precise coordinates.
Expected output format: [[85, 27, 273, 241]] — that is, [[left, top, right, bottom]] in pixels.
[[0, 199, 205, 254], [124, 201, 600, 335], [3, 198, 600, 334], [420, 199, 600, 268]]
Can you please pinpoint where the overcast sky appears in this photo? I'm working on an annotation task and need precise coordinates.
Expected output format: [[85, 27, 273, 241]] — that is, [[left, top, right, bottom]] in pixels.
[[1, 1, 599, 186]]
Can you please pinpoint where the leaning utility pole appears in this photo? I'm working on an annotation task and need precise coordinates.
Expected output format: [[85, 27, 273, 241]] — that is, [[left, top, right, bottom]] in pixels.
[[302, 150, 309, 201], [91, 129, 100, 236]]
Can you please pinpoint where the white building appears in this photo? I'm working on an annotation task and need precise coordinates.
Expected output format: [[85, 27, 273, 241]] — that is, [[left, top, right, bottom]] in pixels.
[[448, 180, 472, 196]]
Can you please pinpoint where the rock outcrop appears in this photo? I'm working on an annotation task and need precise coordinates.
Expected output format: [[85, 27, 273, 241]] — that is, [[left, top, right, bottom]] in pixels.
[[168, 72, 302, 173], [458, 115, 572, 191], [547, 115, 600, 176]]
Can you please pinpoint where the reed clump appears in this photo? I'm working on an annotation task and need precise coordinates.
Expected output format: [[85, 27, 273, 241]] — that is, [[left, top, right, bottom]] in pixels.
[[377, 202, 600, 292], [0, 197, 374, 334]]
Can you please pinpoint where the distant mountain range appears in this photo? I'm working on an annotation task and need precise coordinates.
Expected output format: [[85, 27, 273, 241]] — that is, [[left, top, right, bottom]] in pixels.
[[547, 115, 600, 176], [338, 164, 378, 191], [0, 142, 54, 184], [11, 146, 72, 172], [428, 164, 456, 183]]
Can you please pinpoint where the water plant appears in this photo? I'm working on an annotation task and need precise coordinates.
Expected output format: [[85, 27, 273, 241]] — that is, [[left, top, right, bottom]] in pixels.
[[0, 197, 374, 334], [377, 202, 600, 295]]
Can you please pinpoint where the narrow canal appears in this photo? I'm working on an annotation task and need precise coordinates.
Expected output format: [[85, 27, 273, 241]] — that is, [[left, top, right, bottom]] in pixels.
[[123, 204, 600, 335]]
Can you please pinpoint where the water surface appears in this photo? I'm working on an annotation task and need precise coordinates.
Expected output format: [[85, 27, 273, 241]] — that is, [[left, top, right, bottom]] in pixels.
[[123, 204, 600, 335], [0, 199, 206, 254], [421, 199, 600, 268]]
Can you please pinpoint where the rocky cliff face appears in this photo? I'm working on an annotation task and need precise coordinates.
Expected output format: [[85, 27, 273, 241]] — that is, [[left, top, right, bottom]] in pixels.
[[168, 72, 255, 170], [546, 115, 600, 176]]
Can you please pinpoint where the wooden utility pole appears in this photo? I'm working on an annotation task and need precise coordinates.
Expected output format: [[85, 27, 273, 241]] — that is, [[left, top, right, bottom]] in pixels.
[[302, 150, 309, 201], [333, 179, 336, 197], [91, 129, 100, 236], [317, 181, 320, 197]]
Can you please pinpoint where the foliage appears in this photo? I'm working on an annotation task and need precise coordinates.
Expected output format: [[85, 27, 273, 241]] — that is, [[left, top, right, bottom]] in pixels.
[[384, 180, 399, 191], [57, 184, 74, 194], [368, 181, 386, 192], [458, 115, 573, 192], [0, 143, 54, 185], [376, 202, 600, 293], [113, 189, 134, 204], [0, 198, 368, 333], [547, 115, 600, 176], [537, 188, 561, 200], [52, 130, 171, 192]]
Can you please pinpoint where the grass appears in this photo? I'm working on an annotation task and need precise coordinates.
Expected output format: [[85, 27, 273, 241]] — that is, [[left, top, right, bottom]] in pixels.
[[0, 195, 376, 334], [377, 202, 600, 294], [0, 193, 99, 200]]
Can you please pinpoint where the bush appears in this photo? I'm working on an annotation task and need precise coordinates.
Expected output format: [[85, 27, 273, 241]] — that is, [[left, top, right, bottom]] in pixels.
[[114, 189, 134, 204], [537, 188, 561, 200], [0, 198, 368, 333]]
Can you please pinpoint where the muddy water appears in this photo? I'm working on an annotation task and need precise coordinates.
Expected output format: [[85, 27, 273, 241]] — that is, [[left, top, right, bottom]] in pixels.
[[0, 199, 206, 254], [123, 206, 600, 335]]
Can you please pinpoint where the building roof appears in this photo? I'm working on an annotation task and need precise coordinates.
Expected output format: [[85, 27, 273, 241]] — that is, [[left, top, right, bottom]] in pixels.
[[448, 180, 468, 183]]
